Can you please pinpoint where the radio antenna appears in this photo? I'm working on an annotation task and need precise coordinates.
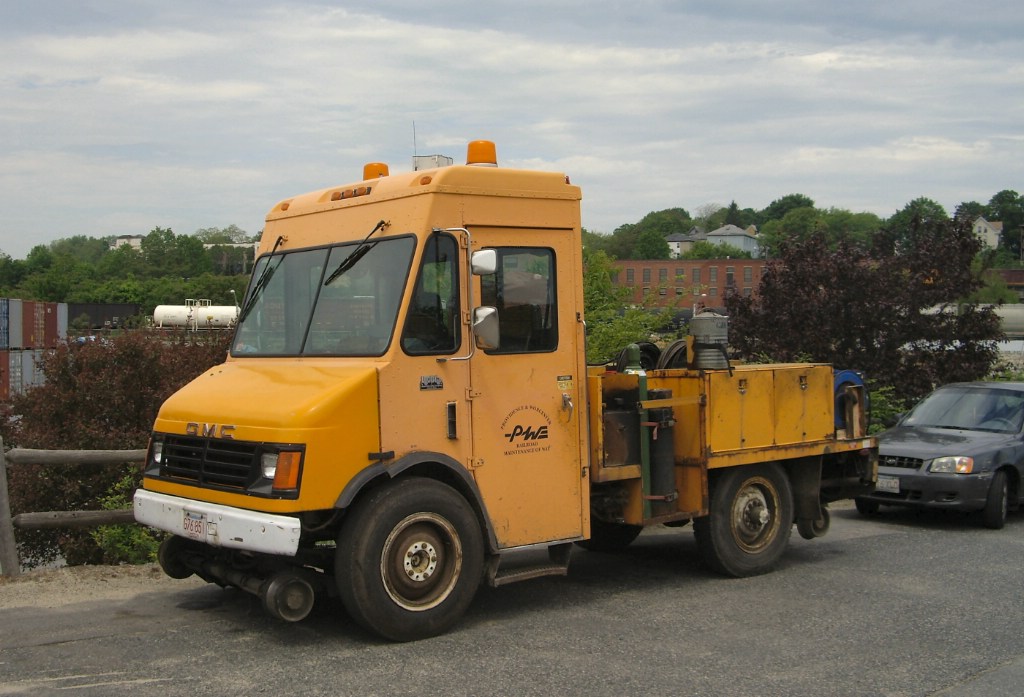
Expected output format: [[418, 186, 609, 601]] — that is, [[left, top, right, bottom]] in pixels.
[[412, 121, 418, 157]]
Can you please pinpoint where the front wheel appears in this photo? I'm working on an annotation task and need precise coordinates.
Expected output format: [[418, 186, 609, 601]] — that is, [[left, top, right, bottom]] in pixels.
[[336, 477, 484, 641], [981, 470, 1008, 530], [693, 463, 794, 577]]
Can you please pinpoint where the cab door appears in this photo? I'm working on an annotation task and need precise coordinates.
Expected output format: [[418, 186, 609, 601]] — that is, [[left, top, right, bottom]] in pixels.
[[468, 234, 587, 548]]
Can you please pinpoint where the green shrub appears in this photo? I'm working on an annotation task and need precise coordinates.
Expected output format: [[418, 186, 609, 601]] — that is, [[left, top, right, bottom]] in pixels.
[[91, 470, 165, 564], [867, 382, 911, 434], [2, 330, 232, 567]]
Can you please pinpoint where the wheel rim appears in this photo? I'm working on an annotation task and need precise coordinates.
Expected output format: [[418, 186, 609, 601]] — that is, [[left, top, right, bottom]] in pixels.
[[380, 512, 463, 612], [729, 476, 782, 553]]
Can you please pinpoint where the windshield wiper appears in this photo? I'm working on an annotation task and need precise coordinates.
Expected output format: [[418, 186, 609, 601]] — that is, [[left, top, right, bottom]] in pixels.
[[238, 235, 286, 322], [324, 219, 388, 286]]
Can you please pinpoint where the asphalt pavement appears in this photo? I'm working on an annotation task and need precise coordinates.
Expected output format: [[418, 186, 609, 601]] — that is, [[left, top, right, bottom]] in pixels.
[[1, 501, 1023, 697]]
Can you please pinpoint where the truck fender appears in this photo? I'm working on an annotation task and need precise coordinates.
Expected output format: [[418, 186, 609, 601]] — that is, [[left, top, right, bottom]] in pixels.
[[332, 451, 499, 552]]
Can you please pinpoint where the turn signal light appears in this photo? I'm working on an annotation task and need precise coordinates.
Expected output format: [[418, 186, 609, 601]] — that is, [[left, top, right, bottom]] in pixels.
[[271, 451, 303, 490]]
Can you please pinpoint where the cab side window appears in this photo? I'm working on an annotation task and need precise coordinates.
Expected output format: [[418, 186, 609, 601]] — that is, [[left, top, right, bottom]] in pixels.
[[480, 247, 557, 353], [401, 234, 460, 355]]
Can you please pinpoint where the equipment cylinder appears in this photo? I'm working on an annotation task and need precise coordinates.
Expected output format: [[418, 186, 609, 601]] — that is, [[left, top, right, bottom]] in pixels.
[[689, 311, 729, 369], [648, 388, 676, 516]]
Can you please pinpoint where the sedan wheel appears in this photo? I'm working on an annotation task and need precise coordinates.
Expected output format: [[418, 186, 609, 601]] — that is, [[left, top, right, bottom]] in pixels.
[[981, 470, 1008, 530]]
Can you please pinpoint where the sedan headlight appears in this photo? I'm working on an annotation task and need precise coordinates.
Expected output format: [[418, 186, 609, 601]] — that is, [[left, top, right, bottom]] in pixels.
[[929, 456, 974, 474]]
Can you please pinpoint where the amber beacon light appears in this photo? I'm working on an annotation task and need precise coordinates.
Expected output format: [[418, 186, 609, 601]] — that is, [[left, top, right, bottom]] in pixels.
[[466, 140, 498, 166]]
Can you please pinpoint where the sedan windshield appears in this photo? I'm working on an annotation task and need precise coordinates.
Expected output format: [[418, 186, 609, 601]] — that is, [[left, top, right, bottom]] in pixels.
[[903, 385, 1024, 433], [232, 235, 415, 356]]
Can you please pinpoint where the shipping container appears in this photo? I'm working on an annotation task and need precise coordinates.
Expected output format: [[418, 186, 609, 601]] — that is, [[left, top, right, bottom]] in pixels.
[[43, 302, 59, 347], [0, 298, 8, 350], [20, 301, 40, 349], [0, 350, 10, 401], [22, 349, 45, 389], [67, 302, 142, 331], [56, 303, 68, 342], [8, 299, 22, 350], [8, 350, 23, 396]]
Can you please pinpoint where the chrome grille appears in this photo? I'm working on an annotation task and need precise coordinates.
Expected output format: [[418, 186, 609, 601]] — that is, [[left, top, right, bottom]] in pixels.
[[879, 455, 923, 470]]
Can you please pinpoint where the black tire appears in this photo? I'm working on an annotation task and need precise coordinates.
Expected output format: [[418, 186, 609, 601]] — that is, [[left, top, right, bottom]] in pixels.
[[982, 470, 1008, 530], [855, 497, 880, 516], [796, 505, 830, 540], [576, 519, 643, 552], [335, 477, 484, 642], [693, 463, 794, 577], [655, 339, 688, 369], [157, 535, 196, 580]]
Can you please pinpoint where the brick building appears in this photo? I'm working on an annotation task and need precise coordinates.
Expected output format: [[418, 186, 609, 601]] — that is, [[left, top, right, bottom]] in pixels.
[[611, 259, 767, 309]]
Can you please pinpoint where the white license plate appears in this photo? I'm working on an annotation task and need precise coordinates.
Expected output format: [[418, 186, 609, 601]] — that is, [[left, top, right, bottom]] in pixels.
[[876, 474, 900, 494], [182, 510, 207, 540]]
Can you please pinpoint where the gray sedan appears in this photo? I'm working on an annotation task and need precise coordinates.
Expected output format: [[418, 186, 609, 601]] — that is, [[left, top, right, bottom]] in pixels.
[[856, 381, 1024, 528]]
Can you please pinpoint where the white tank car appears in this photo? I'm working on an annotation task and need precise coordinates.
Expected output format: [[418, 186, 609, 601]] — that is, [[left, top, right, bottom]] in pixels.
[[153, 300, 238, 329]]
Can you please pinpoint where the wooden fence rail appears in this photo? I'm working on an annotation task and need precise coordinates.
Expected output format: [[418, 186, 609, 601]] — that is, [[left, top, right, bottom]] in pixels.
[[0, 438, 146, 578]]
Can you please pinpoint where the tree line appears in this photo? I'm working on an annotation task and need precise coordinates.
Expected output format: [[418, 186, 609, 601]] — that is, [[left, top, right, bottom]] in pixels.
[[0, 225, 257, 321], [584, 190, 1024, 410], [584, 189, 1024, 264]]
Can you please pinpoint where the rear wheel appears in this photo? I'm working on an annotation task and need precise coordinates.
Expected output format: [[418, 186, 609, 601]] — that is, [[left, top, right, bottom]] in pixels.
[[694, 463, 794, 577], [336, 477, 484, 641], [982, 470, 1008, 530]]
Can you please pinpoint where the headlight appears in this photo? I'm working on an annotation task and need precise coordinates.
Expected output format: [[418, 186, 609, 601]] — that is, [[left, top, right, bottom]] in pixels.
[[261, 452, 279, 479], [261, 450, 303, 490], [929, 456, 974, 474], [151, 441, 163, 465]]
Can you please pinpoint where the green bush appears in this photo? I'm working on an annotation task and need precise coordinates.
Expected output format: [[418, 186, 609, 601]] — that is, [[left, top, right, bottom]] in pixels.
[[91, 471, 165, 564], [2, 330, 232, 567], [866, 382, 911, 434]]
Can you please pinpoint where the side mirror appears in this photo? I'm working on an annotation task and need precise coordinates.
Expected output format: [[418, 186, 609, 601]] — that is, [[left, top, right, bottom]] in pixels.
[[473, 306, 500, 350], [471, 249, 497, 276]]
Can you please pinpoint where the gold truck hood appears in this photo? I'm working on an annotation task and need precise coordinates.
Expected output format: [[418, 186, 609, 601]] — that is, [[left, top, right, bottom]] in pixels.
[[155, 359, 379, 435]]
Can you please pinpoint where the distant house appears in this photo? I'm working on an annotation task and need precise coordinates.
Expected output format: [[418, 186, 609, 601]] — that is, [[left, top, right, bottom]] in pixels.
[[707, 224, 761, 258], [111, 234, 144, 250], [665, 233, 688, 258], [973, 217, 1002, 250], [666, 227, 706, 258]]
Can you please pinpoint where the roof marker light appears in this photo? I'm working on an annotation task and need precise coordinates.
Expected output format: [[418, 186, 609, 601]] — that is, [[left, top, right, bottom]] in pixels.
[[466, 140, 498, 167], [363, 162, 389, 179]]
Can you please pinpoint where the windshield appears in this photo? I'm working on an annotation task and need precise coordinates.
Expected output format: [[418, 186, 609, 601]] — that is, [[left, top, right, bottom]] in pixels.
[[903, 385, 1024, 433], [232, 235, 415, 357]]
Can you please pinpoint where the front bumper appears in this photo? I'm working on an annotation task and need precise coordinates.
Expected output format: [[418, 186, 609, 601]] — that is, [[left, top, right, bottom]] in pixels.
[[858, 467, 993, 512], [133, 489, 301, 556]]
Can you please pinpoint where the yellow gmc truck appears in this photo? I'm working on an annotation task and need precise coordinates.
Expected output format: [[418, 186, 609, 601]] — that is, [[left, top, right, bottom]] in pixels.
[[134, 141, 876, 641]]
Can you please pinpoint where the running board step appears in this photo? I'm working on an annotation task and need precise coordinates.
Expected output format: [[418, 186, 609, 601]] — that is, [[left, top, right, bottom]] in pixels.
[[486, 542, 572, 588]]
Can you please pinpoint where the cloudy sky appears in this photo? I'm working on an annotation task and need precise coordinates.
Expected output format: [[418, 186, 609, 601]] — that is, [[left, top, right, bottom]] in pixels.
[[1, 1, 1022, 259]]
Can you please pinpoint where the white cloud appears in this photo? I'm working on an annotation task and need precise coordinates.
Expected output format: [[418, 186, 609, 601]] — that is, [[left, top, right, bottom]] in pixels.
[[0, 1, 1021, 255]]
